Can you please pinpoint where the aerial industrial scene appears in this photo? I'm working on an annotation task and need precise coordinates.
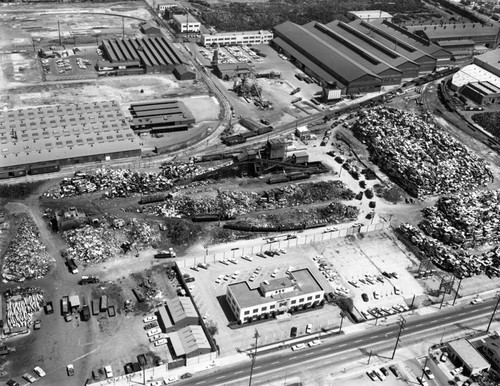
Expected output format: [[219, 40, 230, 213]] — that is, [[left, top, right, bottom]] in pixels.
[[4, 0, 500, 385]]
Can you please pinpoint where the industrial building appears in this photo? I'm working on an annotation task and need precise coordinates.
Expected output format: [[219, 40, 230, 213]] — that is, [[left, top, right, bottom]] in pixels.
[[129, 99, 195, 133], [156, 1, 177, 12], [446, 339, 491, 376], [100, 36, 183, 75], [474, 49, 500, 77], [326, 20, 420, 79], [55, 207, 87, 232], [213, 63, 252, 80], [272, 21, 383, 94], [172, 13, 201, 33], [461, 82, 500, 105], [450, 64, 500, 91], [406, 23, 500, 49], [201, 30, 274, 47], [140, 21, 162, 35], [0, 101, 141, 179], [436, 39, 475, 62], [346, 10, 393, 23], [348, 19, 452, 70], [226, 268, 324, 323], [167, 325, 214, 365], [158, 297, 199, 333]]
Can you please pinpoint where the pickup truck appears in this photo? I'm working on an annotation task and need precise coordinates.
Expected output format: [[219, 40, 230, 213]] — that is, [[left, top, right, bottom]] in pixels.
[[66, 258, 79, 274]]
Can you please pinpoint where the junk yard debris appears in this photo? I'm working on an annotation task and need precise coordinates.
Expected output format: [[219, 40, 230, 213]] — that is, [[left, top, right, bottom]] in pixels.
[[5, 287, 44, 332], [2, 214, 54, 283], [347, 107, 493, 198]]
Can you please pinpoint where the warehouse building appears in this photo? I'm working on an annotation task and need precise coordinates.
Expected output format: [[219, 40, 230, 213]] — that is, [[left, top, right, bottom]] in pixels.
[[450, 64, 500, 91], [474, 49, 500, 77], [158, 297, 199, 333], [55, 207, 86, 232], [461, 81, 500, 105], [226, 268, 324, 324], [348, 19, 452, 70], [436, 39, 475, 62], [446, 339, 490, 376], [213, 62, 252, 80], [0, 101, 141, 179], [201, 30, 274, 47], [407, 23, 500, 49], [167, 325, 215, 365], [326, 20, 420, 79], [129, 99, 195, 134], [140, 21, 161, 35], [346, 10, 393, 23], [172, 13, 201, 33], [100, 36, 183, 75], [272, 21, 383, 94]]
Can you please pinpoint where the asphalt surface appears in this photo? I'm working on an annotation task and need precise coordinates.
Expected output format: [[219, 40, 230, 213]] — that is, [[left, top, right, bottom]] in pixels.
[[176, 298, 498, 386]]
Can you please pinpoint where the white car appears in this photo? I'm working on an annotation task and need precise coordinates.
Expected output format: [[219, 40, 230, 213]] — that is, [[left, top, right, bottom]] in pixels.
[[228, 258, 238, 264], [34, 366, 46, 377], [308, 339, 322, 347], [249, 274, 257, 282], [104, 365, 113, 379], [215, 275, 224, 284], [219, 259, 229, 265], [147, 328, 162, 337], [154, 338, 168, 347], [271, 269, 279, 278], [291, 343, 306, 351], [23, 373, 37, 383], [242, 255, 253, 261], [231, 271, 240, 279], [306, 324, 312, 334], [423, 367, 434, 379], [143, 315, 157, 323], [149, 334, 164, 342], [471, 297, 483, 304]]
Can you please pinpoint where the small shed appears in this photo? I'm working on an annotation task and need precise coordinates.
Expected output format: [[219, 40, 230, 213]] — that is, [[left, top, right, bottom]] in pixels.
[[69, 295, 81, 311], [295, 126, 311, 140], [291, 150, 309, 164], [173, 65, 196, 80], [140, 22, 161, 35]]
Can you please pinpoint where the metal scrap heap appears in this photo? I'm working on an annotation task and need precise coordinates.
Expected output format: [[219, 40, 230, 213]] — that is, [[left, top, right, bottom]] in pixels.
[[347, 107, 493, 198], [399, 223, 500, 279], [2, 214, 54, 283], [62, 225, 122, 265], [5, 287, 44, 330], [126, 219, 161, 250], [420, 190, 500, 249]]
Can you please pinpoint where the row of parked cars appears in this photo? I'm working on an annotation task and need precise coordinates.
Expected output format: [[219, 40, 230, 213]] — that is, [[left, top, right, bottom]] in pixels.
[[366, 365, 401, 381], [143, 314, 167, 347]]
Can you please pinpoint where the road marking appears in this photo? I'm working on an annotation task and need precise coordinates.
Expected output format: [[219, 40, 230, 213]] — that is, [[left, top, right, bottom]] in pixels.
[[444, 316, 452, 320], [216, 376, 226, 379], [321, 348, 329, 352], [271, 362, 280, 365], [304, 352, 314, 356], [289, 356, 299, 360], [234, 371, 244, 374], [254, 366, 262, 369], [414, 323, 424, 327], [337, 343, 347, 347], [195, 382, 206, 385], [354, 339, 363, 343]]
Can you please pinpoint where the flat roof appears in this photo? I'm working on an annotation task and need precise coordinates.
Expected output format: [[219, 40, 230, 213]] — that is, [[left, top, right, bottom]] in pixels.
[[215, 62, 252, 71], [437, 39, 475, 47], [466, 81, 500, 95], [0, 101, 140, 170], [203, 30, 273, 37], [407, 23, 500, 40], [173, 13, 200, 24], [447, 339, 490, 370], [165, 297, 198, 324], [292, 150, 309, 157], [348, 10, 393, 19], [273, 21, 380, 84], [451, 63, 500, 89], [229, 268, 323, 309]]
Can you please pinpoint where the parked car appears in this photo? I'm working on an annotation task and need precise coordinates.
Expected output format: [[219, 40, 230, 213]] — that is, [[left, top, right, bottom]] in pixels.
[[380, 367, 389, 377], [66, 364, 75, 376], [180, 373, 192, 379], [291, 343, 306, 351], [362, 293, 369, 302], [44, 301, 54, 314], [33, 366, 46, 377], [290, 327, 297, 337], [143, 315, 157, 323], [104, 365, 113, 379], [389, 365, 400, 377], [366, 371, 377, 381], [423, 367, 434, 379], [22, 373, 37, 383], [308, 339, 321, 347], [306, 324, 312, 334]]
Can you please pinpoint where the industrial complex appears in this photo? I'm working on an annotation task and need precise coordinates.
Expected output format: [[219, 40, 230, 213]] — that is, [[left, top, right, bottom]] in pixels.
[[128, 99, 195, 133]]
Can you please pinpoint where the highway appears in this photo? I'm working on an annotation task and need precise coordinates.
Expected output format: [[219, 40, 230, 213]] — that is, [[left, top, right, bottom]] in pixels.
[[177, 298, 498, 385]]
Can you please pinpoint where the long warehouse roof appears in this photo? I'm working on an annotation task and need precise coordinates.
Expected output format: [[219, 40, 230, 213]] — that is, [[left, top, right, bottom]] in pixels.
[[303, 21, 402, 77], [273, 21, 380, 84], [406, 23, 500, 40]]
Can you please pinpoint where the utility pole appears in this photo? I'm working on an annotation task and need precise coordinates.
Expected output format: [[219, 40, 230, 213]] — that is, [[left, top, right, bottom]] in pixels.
[[487, 292, 500, 333], [367, 350, 373, 365], [339, 312, 345, 333], [420, 357, 429, 381], [58, 20, 62, 46], [452, 277, 462, 306], [391, 316, 406, 360], [122, 16, 125, 39], [248, 329, 260, 386]]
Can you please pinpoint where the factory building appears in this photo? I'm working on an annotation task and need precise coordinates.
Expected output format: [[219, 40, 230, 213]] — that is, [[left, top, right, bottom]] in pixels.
[[326, 20, 419, 79], [406, 23, 500, 49], [172, 13, 201, 33], [272, 21, 383, 95], [450, 64, 500, 91], [346, 10, 393, 23], [129, 99, 195, 134], [461, 82, 500, 105], [227, 268, 324, 324], [100, 36, 182, 75], [436, 39, 475, 62], [474, 49, 500, 77], [0, 101, 141, 179], [213, 63, 252, 80], [201, 30, 274, 47], [348, 19, 452, 71]]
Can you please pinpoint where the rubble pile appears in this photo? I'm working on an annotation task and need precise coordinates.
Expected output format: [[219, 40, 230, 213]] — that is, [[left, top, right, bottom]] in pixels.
[[5, 288, 44, 329], [126, 219, 161, 250], [2, 214, 54, 283], [160, 162, 201, 180], [399, 224, 500, 279], [43, 168, 174, 199], [347, 107, 493, 197], [62, 225, 121, 264], [419, 190, 500, 249], [144, 181, 354, 219]]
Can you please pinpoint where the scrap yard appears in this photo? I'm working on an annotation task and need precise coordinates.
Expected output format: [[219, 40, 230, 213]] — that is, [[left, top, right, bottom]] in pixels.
[[4, 0, 500, 386]]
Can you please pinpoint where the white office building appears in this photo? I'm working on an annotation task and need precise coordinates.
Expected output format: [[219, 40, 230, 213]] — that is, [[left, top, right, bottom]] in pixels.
[[201, 30, 274, 47], [172, 14, 201, 33]]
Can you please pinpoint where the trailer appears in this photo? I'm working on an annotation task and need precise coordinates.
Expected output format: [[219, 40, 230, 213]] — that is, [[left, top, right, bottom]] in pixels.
[[81, 305, 91, 321], [154, 248, 176, 258], [100, 295, 108, 312], [28, 163, 60, 176], [91, 300, 100, 315], [80, 275, 100, 285], [61, 296, 69, 316], [107, 305, 116, 317]]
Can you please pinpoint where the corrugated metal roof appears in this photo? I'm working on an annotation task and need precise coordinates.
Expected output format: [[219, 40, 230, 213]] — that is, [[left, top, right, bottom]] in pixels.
[[168, 332, 186, 356], [273, 21, 379, 83], [177, 325, 211, 354], [407, 23, 500, 40], [165, 297, 198, 325], [438, 39, 475, 47]]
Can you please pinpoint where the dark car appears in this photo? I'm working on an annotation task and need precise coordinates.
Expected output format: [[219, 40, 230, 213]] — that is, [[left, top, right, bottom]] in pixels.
[[124, 363, 133, 375], [6, 380, 20, 386], [290, 327, 298, 338], [143, 322, 158, 330], [260, 119, 270, 126], [44, 301, 54, 315], [362, 293, 369, 302], [180, 373, 193, 379], [264, 250, 274, 257], [185, 277, 195, 283], [380, 367, 389, 377], [389, 365, 400, 377]]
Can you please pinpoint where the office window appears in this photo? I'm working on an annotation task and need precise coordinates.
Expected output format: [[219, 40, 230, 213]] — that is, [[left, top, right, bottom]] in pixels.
[[270, 305, 275, 309], [307, 296, 312, 301], [244, 310, 250, 315], [291, 300, 296, 305], [315, 294, 321, 299], [261, 306, 267, 311], [299, 298, 304, 303], [253, 308, 258, 314]]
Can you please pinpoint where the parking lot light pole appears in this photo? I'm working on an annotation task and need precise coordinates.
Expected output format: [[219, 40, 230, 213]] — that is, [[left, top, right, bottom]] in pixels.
[[487, 292, 500, 333]]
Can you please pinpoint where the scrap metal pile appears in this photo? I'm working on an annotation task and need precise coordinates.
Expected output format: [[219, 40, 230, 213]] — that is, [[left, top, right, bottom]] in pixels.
[[399, 224, 500, 279], [62, 225, 122, 265], [347, 107, 493, 198], [2, 214, 54, 283], [5, 287, 44, 330], [419, 190, 500, 249], [126, 219, 161, 250], [143, 181, 355, 219]]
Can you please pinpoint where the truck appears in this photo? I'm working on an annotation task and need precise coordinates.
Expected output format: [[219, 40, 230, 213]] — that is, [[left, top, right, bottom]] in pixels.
[[154, 248, 176, 258], [80, 275, 100, 285], [107, 305, 116, 317], [290, 87, 301, 95], [66, 258, 79, 274], [61, 296, 69, 316], [91, 300, 100, 316], [81, 305, 91, 321], [99, 295, 108, 312]]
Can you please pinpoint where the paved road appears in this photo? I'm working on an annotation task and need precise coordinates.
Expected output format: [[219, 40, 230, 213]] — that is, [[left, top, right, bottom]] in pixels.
[[177, 298, 497, 386]]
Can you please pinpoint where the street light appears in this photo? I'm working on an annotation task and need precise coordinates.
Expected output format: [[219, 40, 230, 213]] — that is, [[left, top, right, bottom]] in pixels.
[[391, 316, 406, 360], [487, 292, 500, 333]]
